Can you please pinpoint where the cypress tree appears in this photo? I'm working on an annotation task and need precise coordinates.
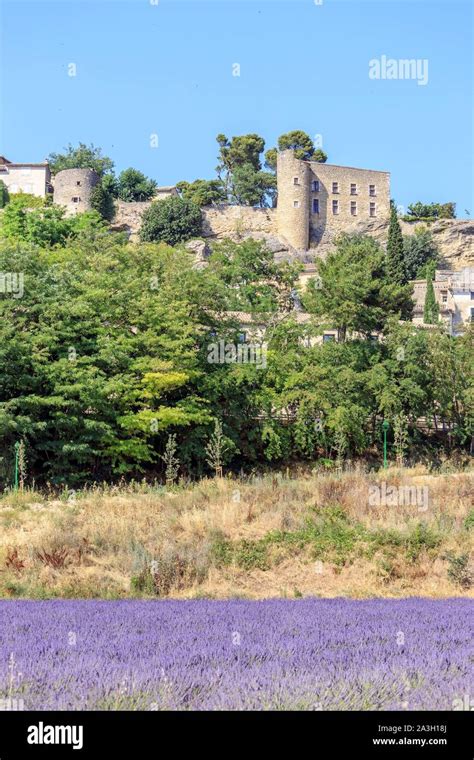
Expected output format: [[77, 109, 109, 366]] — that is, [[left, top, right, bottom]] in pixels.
[[386, 201, 406, 284], [0, 180, 9, 208], [423, 268, 439, 324]]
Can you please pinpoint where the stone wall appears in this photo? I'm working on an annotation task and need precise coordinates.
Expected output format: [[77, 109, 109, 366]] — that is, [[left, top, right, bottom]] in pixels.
[[113, 200, 152, 235], [111, 197, 473, 272], [201, 206, 276, 239], [113, 201, 277, 241], [308, 162, 390, 247]]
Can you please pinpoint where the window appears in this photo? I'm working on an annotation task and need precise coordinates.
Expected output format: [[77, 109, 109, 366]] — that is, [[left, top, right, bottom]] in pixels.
[[441, 291, 448, 303], [71, 196, 81, 203], [293, 200, 300, 208], [76, 181, 81, 186], [293, 177, 300, 185], [470, 292, 474, 300], [369, 202, 376, 217], [238, 332, 247, 343], [312, 180, 320, 192], [332, 199, 339, 214], [323, 334, 335, 343], [332, 182, 339, 193], [350, 201, 357, 216], [350, 183, 357, 195], [312, 198, 320, 214], [471, 308, 474, 323], [369, 184, 376, 196]]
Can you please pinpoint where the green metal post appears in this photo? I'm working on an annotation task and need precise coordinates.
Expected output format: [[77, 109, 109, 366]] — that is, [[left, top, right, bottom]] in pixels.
[[13, 442, 20, 490]]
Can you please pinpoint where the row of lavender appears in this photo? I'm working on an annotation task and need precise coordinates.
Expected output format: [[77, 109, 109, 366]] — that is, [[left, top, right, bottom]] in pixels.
[[0, 599, 472, 710]]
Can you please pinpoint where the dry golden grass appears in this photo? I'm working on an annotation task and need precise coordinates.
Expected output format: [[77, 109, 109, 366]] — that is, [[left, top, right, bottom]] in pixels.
[[0, 466, 472, 599]]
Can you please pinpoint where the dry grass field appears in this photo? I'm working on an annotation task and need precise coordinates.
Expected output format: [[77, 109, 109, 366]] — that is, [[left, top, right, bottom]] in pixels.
[[0, 465, 472, 600]]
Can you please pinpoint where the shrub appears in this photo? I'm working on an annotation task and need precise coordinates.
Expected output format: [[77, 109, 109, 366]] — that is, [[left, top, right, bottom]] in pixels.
[[139, 196, 202, 245], [446, 553, 473, 590]]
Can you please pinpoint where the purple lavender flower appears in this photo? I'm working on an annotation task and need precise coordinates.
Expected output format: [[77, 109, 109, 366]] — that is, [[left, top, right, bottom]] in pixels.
[[0, 598, 471, 710]]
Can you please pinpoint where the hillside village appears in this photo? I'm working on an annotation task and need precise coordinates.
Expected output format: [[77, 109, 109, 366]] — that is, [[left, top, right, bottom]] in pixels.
[[1, 148, 472, 339]]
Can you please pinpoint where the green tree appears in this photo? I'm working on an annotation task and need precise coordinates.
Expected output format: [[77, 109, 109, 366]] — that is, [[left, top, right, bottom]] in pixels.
[[0, 180, 9, 208], [386, 201, 406, 284], [117, 168, 157, 202], [304, 234, 413, 342], [406, 201, 456, 220], [423, 268, 439, 324], [277, 130, 316, 160], [216, 133, 266, 198], [47, 143, 114, 177], [232, 164, 277, 207], [139, 196, 202, 245], [265, 130, 327, 170], [0, 196, 106, 246], [177, 179, 226, 206], [403, 226, 439, 280], [90, 181, 116, 221]]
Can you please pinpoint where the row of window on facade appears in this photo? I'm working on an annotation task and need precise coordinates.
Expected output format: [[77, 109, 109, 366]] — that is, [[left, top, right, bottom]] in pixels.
[[293, 178, 377, 196], [292, 198, 377, 216]]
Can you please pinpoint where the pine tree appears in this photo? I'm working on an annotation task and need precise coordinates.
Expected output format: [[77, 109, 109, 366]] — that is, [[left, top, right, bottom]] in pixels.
[[423, 268, 439, 324], [386, 201, 406, 284]]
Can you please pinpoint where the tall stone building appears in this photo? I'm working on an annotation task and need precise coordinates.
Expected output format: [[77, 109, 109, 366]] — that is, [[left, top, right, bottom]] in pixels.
[[276, 150, 390, 251], [53, 168, 100, 215]]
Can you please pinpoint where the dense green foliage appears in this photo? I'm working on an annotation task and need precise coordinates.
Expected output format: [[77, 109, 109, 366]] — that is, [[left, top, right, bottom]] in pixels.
[[139, 196, 202, 245], [304, 234, 413, 341], [116, 168, 157, 202], [0, 227, 471, 487], [265, 130, 327, 170], [0, 195, 106, 246], [405, 201, 456, 221], [47, 143, 115, 177], [176, 179, 226, 207], [403, 226, 439, 280]]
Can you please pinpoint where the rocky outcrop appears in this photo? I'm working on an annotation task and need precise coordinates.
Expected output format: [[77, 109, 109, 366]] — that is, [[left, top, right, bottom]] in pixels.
[[111, 199, 473, 272], [400, 219, 474, 270], [184, 238, 211, 269]]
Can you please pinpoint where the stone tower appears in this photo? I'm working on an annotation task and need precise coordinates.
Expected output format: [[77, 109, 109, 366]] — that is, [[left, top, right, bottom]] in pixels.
[[276, 149, 310, 251], [53, 168, 100, 216]]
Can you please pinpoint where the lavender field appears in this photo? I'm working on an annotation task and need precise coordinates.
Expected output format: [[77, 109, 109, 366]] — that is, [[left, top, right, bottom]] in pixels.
[[0, 599, 472, 711]]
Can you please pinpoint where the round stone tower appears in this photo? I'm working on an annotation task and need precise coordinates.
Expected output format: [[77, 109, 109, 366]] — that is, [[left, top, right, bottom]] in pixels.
[[276, 150, 310, 251], [53, 168, 100, 216]]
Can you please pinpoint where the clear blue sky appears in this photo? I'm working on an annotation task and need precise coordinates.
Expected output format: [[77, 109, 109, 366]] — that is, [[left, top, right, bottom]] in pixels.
[[1, 0, 473, 215]]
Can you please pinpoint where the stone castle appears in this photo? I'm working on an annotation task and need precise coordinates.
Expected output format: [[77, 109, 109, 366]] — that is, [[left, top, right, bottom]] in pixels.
[[0, 151, 390, 254], [276, 150, 390, 251], [1, 151, 472, 270]]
